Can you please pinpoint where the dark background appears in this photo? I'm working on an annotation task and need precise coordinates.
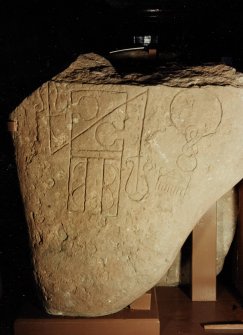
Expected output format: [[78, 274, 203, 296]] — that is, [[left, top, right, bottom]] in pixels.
[[1, 1, 243, 334]]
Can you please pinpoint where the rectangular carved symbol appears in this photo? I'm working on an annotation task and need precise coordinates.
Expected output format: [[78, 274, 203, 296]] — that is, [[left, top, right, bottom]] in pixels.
[[68, 156, 121, 217], [66, 88, 127, 217]]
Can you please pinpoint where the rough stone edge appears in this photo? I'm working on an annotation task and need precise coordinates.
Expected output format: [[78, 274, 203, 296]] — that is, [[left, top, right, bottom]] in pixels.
[[52, 53, 243, 87]]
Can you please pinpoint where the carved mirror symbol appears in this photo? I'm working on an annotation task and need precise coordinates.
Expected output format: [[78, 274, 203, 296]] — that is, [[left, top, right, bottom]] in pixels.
[[177, 125, 200, 172], [170, 89, 223, 173], [170, 90, 222, 137], [125, 157, 153, 201]]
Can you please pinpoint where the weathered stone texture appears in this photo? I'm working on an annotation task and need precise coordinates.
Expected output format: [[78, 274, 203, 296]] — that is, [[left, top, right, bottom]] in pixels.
[[158, 188, 238, 286], [216, 188, 238, 273], [157, 252, 181, 286], [10, 53, 243, 316]]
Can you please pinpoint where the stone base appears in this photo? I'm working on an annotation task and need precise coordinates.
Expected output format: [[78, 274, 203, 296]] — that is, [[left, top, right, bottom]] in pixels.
[[14, 288, 160, 335]]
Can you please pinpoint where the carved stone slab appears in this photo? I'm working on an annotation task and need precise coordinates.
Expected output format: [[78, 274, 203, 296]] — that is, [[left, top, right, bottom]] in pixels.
[[10, 53, 243, 316]]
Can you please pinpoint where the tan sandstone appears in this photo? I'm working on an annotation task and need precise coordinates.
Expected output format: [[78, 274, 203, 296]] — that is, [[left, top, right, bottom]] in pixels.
[[158, 187, 238, 286], [10, 53, 243, 316]]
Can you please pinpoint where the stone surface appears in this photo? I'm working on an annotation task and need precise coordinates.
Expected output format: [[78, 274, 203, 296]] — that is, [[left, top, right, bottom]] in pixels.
[[10, 53, 243, 316], [157, 252, 181, 286], [216, 188, 238, 273], [158, 187, 238, 286]]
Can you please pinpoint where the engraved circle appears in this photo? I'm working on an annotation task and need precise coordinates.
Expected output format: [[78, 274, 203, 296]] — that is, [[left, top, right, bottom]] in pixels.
[[170, 88, 222, 137], [177, 154, 197, 172], [96, 122, 117, 147], [79, 96, 99, 121]]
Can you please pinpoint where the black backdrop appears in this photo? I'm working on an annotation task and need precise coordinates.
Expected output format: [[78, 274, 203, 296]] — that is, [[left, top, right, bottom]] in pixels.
[[1, 1, 243, 334]]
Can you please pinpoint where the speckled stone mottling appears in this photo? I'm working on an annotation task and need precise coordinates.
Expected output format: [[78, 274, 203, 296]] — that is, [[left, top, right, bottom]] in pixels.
[[10, 53, 243, 316]]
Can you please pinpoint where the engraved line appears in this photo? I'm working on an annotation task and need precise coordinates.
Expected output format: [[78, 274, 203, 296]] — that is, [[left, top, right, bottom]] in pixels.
[[71, 91, 146, 142], [70, 89, 127, 95], [67, 100, 74, 210], [73, 149, 122, 153], [136, 89, 149, 190], [83, 158, 88, 212], [67, 93, 73, 210], [124, 90, 149, 199], [113, 92, 127, 215], [69, 159, 87, 212], [116, 140, 124, 217], [67, 160, 72, 210], [35, 87, 46, 142], [101, 158, 105, 214], [52, 142, 69, 155], [138, 89, 149, 157], [35, 89, 44, 142], [201, 97, 223, 138], [48, 112, 67, 117], [36, 87, 45, 113], [182, 175, 191, 198], [72, 150, 122, 160], [50, 91, 129, 154]]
